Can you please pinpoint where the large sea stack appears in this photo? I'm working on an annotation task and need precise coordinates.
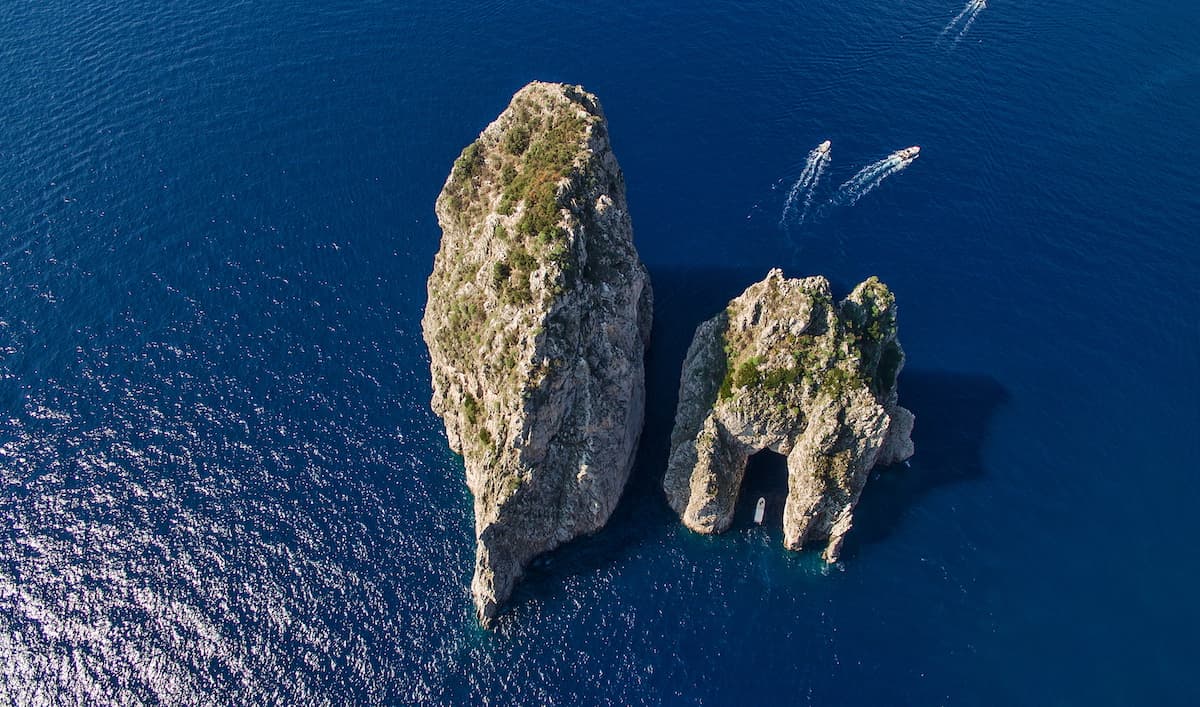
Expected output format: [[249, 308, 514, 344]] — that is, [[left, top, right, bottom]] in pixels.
[[422, 82, 652, 626], [663, 270, 914, 561]]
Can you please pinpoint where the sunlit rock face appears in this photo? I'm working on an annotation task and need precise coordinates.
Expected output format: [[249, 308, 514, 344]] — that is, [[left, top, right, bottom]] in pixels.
[[422, 82, 652, 626], [663, 270, 914, 561]]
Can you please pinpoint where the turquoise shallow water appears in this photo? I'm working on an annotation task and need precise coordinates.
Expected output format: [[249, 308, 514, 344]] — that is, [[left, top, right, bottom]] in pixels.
[[1, 0, 1198, 703]]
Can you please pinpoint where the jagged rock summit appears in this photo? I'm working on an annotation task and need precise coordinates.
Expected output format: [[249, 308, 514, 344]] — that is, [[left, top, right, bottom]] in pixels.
[[663, 270, 914, 561], [421, 82, 652, 626]]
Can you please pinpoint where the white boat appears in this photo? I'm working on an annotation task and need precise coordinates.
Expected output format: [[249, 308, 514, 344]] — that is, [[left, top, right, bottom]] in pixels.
[[896, 145, 921, 160], [816, 140, 832, 155], [754, 497, 766, 524]]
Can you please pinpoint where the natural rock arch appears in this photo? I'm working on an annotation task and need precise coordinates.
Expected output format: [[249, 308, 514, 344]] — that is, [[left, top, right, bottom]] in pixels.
[[663, 270, 914, 561]]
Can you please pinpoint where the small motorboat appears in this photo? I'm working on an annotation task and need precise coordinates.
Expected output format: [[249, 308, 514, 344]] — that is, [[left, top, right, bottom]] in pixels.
[[754, 497, 766, 525]]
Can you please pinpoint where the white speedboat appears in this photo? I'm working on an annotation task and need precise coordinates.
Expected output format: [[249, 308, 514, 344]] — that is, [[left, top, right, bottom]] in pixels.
[[896, 146, 921, 160], [754, 497, 766, 525], [816, 140, 832, 155]]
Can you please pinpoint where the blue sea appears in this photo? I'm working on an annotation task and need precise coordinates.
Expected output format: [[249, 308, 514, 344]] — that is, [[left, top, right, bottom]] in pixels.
[[2, 0, 1198, 703]]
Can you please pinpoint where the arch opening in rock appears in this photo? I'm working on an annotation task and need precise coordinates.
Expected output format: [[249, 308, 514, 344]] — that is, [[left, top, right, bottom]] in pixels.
[[731, 448, 790, 531]]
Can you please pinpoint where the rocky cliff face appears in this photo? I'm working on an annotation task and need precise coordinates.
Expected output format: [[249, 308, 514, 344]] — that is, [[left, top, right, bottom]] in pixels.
[[422, 82, 652, 626], [663, 269, 913, 561]]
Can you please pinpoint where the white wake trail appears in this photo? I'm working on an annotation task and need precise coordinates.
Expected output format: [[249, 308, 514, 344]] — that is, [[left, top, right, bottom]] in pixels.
[[840, 157, 915, 207], [835, 155, 901, 203], [936, 0, 984, 40], [797, 154, 830, 225], [779, 159, 818, 227], [779, 142, 832, 228], [953, 0, 986, 44], [939, 0, 980, 38]]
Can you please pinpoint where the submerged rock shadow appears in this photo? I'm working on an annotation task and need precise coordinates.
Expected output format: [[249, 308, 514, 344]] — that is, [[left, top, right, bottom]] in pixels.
[[840, 369, 1009, 559]]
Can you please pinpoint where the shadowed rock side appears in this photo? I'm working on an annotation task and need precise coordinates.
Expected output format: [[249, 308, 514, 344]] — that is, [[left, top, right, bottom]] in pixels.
[[422, 82, 652, 626], [663, 270, 913, 561]]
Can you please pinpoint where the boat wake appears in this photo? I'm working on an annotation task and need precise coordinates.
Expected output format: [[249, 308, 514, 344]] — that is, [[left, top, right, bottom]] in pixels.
[[779, 140, 832, 230], [832, 147, 920, 208], [939, 0, 987, 45]]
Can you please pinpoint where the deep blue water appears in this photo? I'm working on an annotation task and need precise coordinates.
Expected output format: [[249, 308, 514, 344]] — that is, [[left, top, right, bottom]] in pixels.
[[2, 0, 1198, 703]]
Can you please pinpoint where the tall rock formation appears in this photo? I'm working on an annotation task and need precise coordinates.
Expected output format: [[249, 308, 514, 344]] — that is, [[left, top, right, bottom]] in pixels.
[[422, 82, 652, 626], [663, 270, 914, 561]]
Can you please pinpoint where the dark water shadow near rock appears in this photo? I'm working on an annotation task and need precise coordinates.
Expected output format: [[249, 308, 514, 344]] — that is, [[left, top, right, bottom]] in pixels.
[[502, 266, 780, 622], [499, 274, 1009, 624], [624, 266, 784, 508], [839, 370, 1010, 560]]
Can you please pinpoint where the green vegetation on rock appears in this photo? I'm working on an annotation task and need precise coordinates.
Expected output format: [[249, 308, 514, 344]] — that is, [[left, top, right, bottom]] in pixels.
[[714, 275, 901, 405], [663, 269, 914, 567], [421, 81, 653, 626], [501, 110, 589, 258]]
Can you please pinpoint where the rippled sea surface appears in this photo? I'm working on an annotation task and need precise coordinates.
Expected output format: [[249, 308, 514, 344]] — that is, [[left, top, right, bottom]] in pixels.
[[2, 0, 1198, 703]]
